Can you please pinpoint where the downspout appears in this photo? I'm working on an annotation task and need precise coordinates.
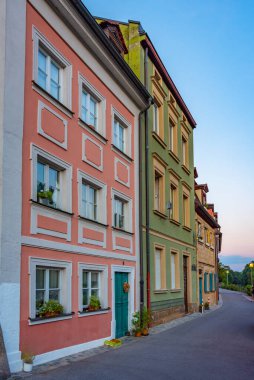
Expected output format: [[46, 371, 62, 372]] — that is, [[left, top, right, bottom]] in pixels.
[[139, 97, 152, 313], [144, 46, 151, 310]]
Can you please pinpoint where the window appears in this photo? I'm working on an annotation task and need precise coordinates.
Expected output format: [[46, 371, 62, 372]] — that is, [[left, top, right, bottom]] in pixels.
[[183, 194, 189, 227], [153, 102, 160, 135], [155, 171, 161, 211], [170, 183, 178, 221], [197, 221, 202, 240], [155, 249, 162, 290], [169, 117, 178, 155], [79, 264, 108, 312], [214, 273, 217, 291], [33, 27, 72, 109], [114, 197, 125, 229], [81, 90, 98, 129], [204, 272, 208, 293], [153, 157, 166, 215], [30, 258, 72, 319], [78, 171, 107, 224], [32, 145, 72, 213], [36, 267, 61, 313], [38, 48, 61, 100], [37, 161, 60, 208], [113, 118, 125, 152], [82, 182, 97, 221], [182, 136, 187, 166], [171, 252, 180, 289], [209, 273, 213, 292], [112, 108, 131, 157], [112, 189, 132, 232]]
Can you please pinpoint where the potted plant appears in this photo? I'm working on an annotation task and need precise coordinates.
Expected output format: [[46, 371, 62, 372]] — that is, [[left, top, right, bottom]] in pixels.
[[37, 190, 53, 206], [38, 300, 64, 318], [21, 352, 35, 372], [123, 281, 130, 293], [204, 301, 210, 310], [88, 295, 101, 311], [132, 311, 142, 337], [141, 307, 152, 336]]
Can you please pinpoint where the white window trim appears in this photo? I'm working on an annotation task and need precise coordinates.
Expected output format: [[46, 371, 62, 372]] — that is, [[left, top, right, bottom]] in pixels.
[[29, 257, 72, 319], [155, 248, 162, 290], [78, 263, 108, 312], [31, 144, 73, 213], [111, 107, 132, 157], [32, 26, 72, 109], [111, 188, 133, 233], [77, 170, 107, 224], [78, 73, 106, 137]]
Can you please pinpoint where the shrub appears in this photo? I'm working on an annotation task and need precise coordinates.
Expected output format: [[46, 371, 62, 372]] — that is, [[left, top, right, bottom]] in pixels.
[[141, 307, 152, 329], [245, 285, 252, 296], [21, 352, 35, 364]]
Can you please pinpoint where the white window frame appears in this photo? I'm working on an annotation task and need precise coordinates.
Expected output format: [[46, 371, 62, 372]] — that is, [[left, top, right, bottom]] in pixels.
[[31, 144, 72, 213], [111, 189, 132, 233], [32, 26, 72, 109], [78, 170, 107, 224], [112, 107, 132, 157], [171, 253, 176, 289], [153, 102, 160, 135], [155, 248, 162, 290], [29, 258, 72, 319], [78, 263, 108, 311], [78, 73, 106, 136]]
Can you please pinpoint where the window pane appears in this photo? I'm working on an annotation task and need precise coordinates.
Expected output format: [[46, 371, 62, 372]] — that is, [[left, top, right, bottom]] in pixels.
[[36, 269, 45, 289], [36, 290, 45, 309], [49, 167, 59, 206], [50, 61, 60, 100], [89, 97, 97, 128], [37, 162, 45, 192], [82, 271, 88, 288], [119, 125, 124, 151], [49, 289, 60, 301], [113, 120, 118, 146], [82, 91, 88, 121], [171, 254, 176, 289], [83, 289, 89, 306], [49, 269, 59, 289], [91, 289, 99, 298], [38, 50, 47, 89], [155, 249, 161, 289], [91, 272, 99, 288]]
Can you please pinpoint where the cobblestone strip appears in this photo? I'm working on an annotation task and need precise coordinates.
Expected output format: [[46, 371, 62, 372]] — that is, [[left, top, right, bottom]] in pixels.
[[9, 297, 223, 379]]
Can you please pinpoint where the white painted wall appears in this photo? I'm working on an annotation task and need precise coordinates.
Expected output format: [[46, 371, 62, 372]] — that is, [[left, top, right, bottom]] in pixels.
[[0, 0, 26, 373]]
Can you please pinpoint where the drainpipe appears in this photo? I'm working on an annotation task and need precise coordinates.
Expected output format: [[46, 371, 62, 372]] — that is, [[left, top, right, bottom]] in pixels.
[[139, 97, 153, 314]]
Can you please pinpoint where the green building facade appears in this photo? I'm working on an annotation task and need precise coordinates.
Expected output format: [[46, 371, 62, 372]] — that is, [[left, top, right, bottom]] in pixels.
[[97, 19, 198, 323]]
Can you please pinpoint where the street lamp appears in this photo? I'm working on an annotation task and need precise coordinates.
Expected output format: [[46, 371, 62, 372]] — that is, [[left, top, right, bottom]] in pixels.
[[249, 263, 254, 285], [226, 270, 229, 286]]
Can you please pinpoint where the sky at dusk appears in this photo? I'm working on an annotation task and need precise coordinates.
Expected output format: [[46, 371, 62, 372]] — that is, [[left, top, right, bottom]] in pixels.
[[84, 0, 254, 271]]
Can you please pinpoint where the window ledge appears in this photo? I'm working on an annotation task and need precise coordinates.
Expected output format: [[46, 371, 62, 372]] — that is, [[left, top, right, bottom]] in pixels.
[[170, 288, 182, 293], [30, 200, 74, 216], [154, 289, 168, 294], [78, 307, 110, 317], [168, 149, 180, 163], [32, 81, 74, 117], [112, 226, 134, 235], [152, 132, 167, 149], [181, 164, 191, 175], [182, 225, 192, 232], [111, 144, 133, 162], [170, 218, 180, 226], [198, 239, 204, 245], [29, 312, 74, 325], [153, 209, 168, 219], [78, 215, 108, 228], [78, 118, 108, 144], [205, 243, 210, 247]]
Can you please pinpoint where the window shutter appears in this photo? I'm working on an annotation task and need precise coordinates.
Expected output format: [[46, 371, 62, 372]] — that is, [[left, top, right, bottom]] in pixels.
[[209, 273, 213, 291], [204, 273, 207, 293]]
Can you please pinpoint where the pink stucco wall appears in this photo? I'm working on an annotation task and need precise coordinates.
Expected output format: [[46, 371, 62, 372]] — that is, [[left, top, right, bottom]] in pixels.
[[20, 3, 137, 356]]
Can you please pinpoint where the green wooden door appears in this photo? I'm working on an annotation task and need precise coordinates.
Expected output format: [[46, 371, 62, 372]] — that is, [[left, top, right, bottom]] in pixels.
[[115, 272, 129, 338]]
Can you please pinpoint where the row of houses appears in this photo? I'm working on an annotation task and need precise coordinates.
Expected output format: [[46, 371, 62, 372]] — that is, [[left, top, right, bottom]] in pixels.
[[0, 0, 222, 373]]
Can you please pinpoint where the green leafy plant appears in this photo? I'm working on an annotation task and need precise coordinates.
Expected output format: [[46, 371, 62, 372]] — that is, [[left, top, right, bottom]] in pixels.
[[131, 311, 141, 334], [37, 190, 53, 202], [245, 284, 252, 296], [38, 300, 64, 318], [88, 295, 101, 311], [204, 302, 210, 310], [141, 307, 152, 329], [21, 352, 35, 364]]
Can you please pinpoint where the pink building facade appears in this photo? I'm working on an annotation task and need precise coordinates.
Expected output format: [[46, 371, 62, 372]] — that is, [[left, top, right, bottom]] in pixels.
[[0, 0, 150, 372]]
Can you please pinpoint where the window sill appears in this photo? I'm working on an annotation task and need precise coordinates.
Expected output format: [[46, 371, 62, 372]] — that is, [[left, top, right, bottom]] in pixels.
[[170, 288, 182, 293], [153, 209, 168, 219], [181, 164, 191, 175], [182, 225, 192, 232], [154, 289, 168, 294], [30, 200, 74, 216], [29, 312, 74, 325], [168, 149, 180, 163], [78, 307, 110, 317], [79, 215, 108, 228], [170, 218, 180, 226], [112, 226, 134, 235], [198, 239, 204, 245], [78, 118, 108, 144], [111, 144, 133, 162], [152, 132, 167, 149], [32, 80, 74, 118], [205, 243, 210, 248]]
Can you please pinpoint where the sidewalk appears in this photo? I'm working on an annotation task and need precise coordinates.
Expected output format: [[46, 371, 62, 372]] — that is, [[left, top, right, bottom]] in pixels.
[[9, 297, 223, 380]]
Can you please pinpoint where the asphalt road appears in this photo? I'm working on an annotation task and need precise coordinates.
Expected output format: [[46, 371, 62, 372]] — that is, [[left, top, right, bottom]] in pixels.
[[31, 290, 254, 380]]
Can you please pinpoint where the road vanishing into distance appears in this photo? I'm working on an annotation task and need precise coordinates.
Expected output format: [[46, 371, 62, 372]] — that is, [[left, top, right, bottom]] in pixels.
[[24, 289, 254, 380]]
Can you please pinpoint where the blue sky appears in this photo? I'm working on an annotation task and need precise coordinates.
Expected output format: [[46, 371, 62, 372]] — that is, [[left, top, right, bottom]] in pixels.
[[84, 0, 254, 271]]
